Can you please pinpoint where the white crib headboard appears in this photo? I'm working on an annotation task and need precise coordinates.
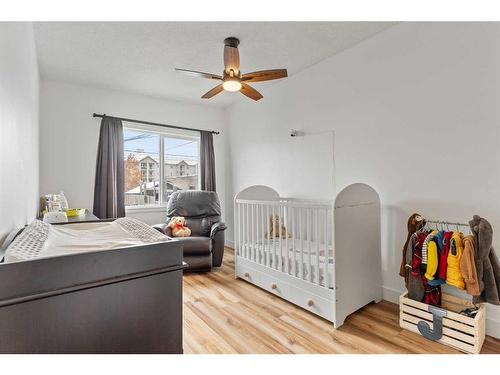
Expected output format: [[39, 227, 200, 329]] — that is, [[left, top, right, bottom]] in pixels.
[[234, 185, 280, 201]]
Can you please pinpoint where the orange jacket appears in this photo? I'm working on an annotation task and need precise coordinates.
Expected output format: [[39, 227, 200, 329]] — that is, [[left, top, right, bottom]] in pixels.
[[460, 235, 480, 296]]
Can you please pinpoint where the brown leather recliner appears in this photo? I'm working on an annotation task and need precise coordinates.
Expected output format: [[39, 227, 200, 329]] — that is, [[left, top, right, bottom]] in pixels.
[[153, 190, 227, 272]]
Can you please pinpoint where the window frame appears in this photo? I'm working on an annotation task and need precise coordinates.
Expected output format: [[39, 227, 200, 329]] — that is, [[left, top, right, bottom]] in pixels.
[[123, 122, 201, 212]]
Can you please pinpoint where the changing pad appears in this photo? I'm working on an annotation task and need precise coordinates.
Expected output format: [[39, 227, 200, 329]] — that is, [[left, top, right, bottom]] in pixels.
[[4, 217, 169, 263]]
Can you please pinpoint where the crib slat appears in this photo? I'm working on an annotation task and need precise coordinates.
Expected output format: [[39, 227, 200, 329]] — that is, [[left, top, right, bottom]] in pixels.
[[324, 208, 329, 288], [292, 206, 296, 277], [251, 203, 255, 262], [237, 203, 241, 257], [259, 204, 266, 265], [254, 204, 258, 263], [279, 205, 283, 272], [246, 203, 250, 260], [241, 204, 246, 258], [254, 204, 258, 262], [315, 209, 320, 285], [300, 208, 304, 280], [266, 204, 270, 267], [240, 203, 243, 258], [241, 203, 245, 258], [285, 205, 289, 274], [243, 203, 247, 259], [248, 203, 252, 261], [255, 204, 259, 263], [255, 204, 259, 264], [258, 204, 261, 263], [272, 206, 278, 270], [248, 203, 251, 261], [307, 208, 312, 283]]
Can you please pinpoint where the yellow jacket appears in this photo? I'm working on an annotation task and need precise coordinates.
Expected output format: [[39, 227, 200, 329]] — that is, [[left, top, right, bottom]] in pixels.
[[446, 232, 465, 289], [425, 239, 438, 280]]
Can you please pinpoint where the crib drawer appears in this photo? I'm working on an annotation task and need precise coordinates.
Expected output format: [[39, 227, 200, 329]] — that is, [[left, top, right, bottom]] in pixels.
[[236, 260, 334, 322], [399, 293, 485, 354]]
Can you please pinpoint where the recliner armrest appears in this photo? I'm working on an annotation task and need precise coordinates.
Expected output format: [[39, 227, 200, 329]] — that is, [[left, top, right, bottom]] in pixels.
[[153, 223, 172, 237], [210, 222, 227, 239]]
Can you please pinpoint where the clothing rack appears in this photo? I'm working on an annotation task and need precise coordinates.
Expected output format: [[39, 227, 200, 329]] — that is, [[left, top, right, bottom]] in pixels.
[[402, 215, 485, 352], [424, 219, 471, 233], [92, 113, 220, 135], [425, 219, 469, 228]]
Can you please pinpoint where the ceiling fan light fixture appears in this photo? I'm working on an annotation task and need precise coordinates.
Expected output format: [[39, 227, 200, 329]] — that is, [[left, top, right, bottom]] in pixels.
[[176, 36, 287, 101], [222, 78, 242, 92]]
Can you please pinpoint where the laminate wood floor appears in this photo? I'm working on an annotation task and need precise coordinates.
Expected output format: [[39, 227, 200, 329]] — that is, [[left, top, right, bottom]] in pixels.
[[183, 248, 500, 354]]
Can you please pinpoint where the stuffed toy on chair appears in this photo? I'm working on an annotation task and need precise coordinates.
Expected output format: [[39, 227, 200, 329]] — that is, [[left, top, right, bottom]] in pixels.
[[266, 214, 291, 239], [169, 216, 192, 237]]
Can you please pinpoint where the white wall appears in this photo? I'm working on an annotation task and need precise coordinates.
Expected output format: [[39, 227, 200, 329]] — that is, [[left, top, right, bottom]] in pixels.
[[40, 80, 227, 225], [226, 23, 500, 337], [0, 23, 39, 242]]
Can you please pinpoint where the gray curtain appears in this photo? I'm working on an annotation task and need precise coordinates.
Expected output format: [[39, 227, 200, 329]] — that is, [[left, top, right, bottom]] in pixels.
[[93, 116, 125, 219], [200, 131, 216, 191]]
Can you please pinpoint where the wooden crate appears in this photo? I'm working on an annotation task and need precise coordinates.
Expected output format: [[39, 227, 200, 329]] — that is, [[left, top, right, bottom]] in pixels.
[[399, 292, 485, 354]]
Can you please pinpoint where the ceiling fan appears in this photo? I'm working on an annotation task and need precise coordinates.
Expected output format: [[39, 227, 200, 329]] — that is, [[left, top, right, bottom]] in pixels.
[[175, 37, 288, 101]]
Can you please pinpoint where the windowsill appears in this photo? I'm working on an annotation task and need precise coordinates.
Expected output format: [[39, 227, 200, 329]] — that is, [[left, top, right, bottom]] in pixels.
[[125, 205, 168, 213]]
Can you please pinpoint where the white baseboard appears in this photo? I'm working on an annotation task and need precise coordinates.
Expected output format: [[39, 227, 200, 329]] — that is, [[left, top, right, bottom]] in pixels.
[[382, 285, 403, 304], [382, 286, 500, 339], [225, 240, 234, 249], [486, 315, 500, 339]]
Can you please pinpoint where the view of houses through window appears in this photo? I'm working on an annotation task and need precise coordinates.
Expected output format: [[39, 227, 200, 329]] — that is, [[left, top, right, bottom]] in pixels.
[[123, 125, 200, 207]]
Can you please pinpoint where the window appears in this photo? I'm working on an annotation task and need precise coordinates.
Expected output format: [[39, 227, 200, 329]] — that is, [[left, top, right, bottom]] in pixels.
[[123, 125, 200, 208], [163, 136, 200, 203]]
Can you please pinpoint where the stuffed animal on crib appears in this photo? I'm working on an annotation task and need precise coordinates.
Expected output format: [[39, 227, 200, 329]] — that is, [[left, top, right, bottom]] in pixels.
[[168, 216, 192, 237], [266, 214, 291, 239]]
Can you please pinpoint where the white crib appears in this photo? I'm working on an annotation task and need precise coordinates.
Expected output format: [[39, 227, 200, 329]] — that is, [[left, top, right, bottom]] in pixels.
[[234, 183, 382, 328]]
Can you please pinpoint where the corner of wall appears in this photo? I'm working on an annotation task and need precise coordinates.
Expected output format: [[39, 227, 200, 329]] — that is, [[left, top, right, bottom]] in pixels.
[[0, 22, 40, 240]]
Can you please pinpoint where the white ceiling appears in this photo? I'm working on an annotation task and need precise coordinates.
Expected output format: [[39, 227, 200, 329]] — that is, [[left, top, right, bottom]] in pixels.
[[34, 22, 395, 108]]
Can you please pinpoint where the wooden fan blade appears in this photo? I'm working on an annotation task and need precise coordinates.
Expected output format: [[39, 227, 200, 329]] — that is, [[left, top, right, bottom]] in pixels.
[[175, 68, 222, 80], [240, 83, 263, 101], [241, 69, 288, 83], [202, 84, 224, 99], [224, 46, 240, 74]]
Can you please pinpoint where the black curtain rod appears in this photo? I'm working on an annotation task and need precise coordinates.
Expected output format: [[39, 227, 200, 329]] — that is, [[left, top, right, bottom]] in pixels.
[[92, 113, 220, 135]]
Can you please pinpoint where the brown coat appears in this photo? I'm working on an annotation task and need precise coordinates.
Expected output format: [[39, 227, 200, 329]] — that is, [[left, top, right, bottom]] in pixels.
[[399, 213, 426, 287], [460, 235, 480, 296]]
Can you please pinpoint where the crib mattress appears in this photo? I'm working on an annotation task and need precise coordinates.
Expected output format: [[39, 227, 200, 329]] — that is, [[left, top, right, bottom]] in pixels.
[[252, 238, 333, 255], [241, 241, 334, 288]]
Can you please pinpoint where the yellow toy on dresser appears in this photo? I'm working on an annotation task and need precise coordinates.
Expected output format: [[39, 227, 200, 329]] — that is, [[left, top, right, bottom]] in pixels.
[[66, 208, 86, 217]]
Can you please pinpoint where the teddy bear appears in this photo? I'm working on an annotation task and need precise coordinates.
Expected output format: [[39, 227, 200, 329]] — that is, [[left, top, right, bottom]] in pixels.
[[266, 214, 291, 239], [168, 216, 192, 237]]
